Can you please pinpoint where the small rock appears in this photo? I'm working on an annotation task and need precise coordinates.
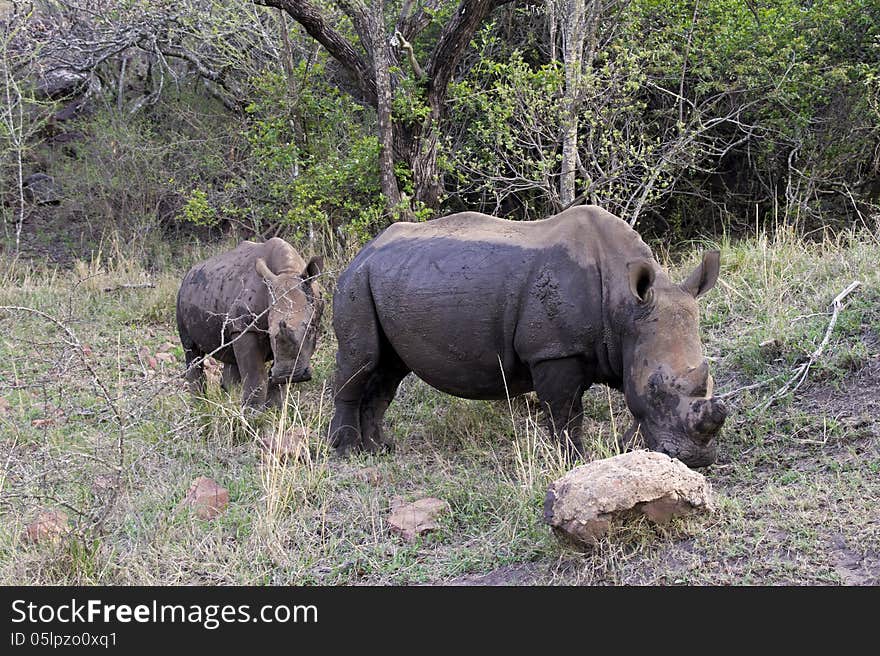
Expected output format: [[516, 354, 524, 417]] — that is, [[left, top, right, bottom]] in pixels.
[[388, 497, 450, 541], [25, 510, 69, 544], [182, 477, 229, 520], [759, 338, 782, 358], [543, 450, 715, 547], [155, 352, 175, 364], [203, 357, 222, 385], [357, 466, 383, 486], [259, 426, 309, 462], [158, 342, 177, 353]]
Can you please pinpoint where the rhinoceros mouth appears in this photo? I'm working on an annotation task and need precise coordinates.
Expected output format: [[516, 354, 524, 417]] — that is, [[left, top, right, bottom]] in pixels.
[[269, 367, 312, 385], [652, 438, 717, 468], [620, 422, 718, 468]]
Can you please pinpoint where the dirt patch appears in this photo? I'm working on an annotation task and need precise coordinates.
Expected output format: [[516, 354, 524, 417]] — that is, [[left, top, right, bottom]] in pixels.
[[799, 353, 880, 438], [2, 207, 103, 266], [437, 563, 548, 586], [827, 534, 880, 585]]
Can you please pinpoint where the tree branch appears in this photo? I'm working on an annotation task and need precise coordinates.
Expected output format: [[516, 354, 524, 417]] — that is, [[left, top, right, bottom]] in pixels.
[[258, 0, 377, 105], [425, 0, 513, 108]]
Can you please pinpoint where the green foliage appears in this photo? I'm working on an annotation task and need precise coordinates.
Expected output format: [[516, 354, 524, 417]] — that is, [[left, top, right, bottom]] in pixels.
[[441, 1, 879, 232], [446, 30, 674, 220], [4, 0, 878, 261], [210, 65, 384, 246], [623, 0, 880, 229], [181, 188, 218, 227], [446, 41, 565, 216], [392, 71, 431, 126]]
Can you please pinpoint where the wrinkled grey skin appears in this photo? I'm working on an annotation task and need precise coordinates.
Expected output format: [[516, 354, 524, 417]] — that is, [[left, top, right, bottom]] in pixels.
[[176, 237, 324, 408], [329, 205, 727, 467]]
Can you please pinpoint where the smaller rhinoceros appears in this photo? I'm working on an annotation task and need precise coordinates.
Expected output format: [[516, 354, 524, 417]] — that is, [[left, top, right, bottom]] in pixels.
[[176, 237, 324, 407]]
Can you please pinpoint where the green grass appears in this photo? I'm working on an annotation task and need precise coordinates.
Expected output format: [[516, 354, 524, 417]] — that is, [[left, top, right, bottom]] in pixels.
[[1, 223, 878, 585]]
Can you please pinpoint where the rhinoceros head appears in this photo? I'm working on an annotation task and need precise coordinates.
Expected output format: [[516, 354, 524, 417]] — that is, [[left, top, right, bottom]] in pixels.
[[255, 255, 324, 385], [619, 250, 727, 468]]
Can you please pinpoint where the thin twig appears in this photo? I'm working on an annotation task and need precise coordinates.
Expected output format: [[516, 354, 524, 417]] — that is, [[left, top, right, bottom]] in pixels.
[[716, 375, 780, 399], [756, 281, 862, 411]]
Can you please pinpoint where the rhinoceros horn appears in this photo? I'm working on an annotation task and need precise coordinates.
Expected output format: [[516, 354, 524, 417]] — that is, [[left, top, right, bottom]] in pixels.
[[680, 359, 712, 396], [688, 396, 728, 437]]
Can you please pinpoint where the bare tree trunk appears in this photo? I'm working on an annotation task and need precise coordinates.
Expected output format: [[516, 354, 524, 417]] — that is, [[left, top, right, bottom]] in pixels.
[[278, 9, 296, 95], [262, 0, 513, 212], [560, 0, 586, 208], [338, 0, 405, 219], [369, 2, 405, 218], [400, 113, 441, 212]]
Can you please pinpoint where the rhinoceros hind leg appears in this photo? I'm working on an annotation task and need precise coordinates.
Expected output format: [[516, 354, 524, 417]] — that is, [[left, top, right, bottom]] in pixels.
[[531, 357, 590, 461], [180, 334, 206, 395], [221, 362, 241, 392], [329, 360, 374, 454], [359, 350, 410, 453], [328, 285, 383, 455]]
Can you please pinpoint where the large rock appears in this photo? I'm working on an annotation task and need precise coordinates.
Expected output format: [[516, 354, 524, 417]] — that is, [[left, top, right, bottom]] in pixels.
[[24, 509, 69, 544], [543, 450, 715, 546], [181, 477, 229, 520], [388, 497, 450, 541], [35, 68, 91, 100]]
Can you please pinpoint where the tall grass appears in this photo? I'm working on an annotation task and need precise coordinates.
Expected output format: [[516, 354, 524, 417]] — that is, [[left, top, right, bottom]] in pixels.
[[1, 221, 878, 584]]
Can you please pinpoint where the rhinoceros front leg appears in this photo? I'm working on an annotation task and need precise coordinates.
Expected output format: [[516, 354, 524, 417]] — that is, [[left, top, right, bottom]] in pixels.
[[267, 382, 291, 409], [232, 333, 268, 409], [531, 357, 589, 460]]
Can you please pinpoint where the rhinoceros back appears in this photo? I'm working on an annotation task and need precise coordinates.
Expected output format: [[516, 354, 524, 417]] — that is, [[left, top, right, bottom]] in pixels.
[[336, 206, 650, 399], [176, 241, 269, 361]]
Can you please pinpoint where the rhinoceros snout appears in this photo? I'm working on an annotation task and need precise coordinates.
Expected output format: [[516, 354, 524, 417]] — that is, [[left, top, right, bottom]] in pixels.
[[689, 396, 727, 439]]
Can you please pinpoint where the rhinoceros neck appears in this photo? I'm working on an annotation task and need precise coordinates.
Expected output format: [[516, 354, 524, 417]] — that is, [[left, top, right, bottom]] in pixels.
[[593, 250, 626, 388]]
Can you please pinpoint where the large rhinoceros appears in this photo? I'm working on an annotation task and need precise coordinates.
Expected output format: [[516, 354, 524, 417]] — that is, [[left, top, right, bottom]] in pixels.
[[176, 237, 324, 407], [328, 205, 727, 467]]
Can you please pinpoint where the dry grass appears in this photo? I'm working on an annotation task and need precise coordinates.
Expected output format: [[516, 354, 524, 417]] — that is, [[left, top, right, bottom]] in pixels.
[[1, 222, 879, 585]]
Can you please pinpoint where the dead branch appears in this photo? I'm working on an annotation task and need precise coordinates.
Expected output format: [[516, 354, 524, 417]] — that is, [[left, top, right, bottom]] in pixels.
[[101, 282, 156, 292], [0, 303, 125, 533], [756, 281, 862, 412], [392, 29, 425, 80]]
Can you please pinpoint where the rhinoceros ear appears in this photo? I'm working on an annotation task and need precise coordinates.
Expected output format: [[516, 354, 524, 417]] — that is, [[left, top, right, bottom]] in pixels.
[[255, 258, 278, 284], [303, 256, 323, 280], [627, 260, 656, 304], [681, 250, 720, 299]]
